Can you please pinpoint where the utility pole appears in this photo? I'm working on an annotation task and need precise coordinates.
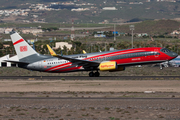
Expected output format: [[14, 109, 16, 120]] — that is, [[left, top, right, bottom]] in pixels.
[[71, 19, 75, 41], [114, 23, 116, 41], [129, 25, 135, 48]]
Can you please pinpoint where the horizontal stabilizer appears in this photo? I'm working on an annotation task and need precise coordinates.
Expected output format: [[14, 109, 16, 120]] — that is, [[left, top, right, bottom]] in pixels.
[[4, 60, 29, 64]]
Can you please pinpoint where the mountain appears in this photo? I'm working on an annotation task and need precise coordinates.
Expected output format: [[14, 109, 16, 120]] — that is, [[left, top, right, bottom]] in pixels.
[[0, 0, 180, 23]]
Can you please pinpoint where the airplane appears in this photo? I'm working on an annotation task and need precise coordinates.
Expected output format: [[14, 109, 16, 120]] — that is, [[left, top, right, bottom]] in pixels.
[[46, 44, 87, 55], [83, 50, 86, 54], [7, 31, 178, 77], [46, 44, 58, 56]]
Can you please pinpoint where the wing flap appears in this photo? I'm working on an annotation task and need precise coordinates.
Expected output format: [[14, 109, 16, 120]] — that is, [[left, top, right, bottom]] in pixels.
[[54, 55, 100, 67]]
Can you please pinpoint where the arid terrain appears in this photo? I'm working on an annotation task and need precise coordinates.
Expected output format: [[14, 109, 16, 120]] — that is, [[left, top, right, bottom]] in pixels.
[[0, 66, 180, 119], [1, 98, 180, 120], [0, 79, 180, 119]]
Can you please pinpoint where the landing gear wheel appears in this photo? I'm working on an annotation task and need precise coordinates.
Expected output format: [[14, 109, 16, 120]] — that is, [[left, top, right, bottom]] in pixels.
[[89, 72, 94, 77], [94, 72, 100, 77]]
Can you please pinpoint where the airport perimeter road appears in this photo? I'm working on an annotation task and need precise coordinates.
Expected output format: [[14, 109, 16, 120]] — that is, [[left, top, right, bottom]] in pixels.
[[0, 76, 180, 80]]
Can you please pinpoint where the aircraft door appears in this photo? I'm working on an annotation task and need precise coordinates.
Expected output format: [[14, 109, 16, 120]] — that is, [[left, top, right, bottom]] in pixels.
[[154, 49, 159, 58]]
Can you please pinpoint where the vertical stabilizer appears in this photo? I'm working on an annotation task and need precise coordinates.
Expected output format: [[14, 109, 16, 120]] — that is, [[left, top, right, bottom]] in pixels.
[[83, 50, 87, 54], [46, 44, 58, 57], [10, 31, 38, 62]]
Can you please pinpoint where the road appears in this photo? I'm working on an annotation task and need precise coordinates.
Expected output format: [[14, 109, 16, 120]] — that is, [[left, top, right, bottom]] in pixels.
[[59, 27, 110, 30], [0, 97, 179, 100], [0, 76, 180, 80]]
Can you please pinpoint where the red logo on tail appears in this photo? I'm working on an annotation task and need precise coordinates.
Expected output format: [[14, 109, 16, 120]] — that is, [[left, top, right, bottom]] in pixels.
[[20, 46, 27, 52]]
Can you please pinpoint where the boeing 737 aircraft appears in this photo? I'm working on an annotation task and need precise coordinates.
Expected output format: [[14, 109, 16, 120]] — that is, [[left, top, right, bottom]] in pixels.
[[8, 31, 178, 77]]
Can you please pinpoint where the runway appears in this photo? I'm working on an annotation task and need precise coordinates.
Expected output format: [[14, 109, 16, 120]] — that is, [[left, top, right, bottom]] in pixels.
[[0, 76, 180, 119], [0, 76, 180, 80], [0, 97, 179, 100]]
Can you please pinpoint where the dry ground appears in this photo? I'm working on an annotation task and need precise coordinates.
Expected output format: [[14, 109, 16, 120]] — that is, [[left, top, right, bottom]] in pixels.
[[0, 80, 180, 119], [0, 99, 180, 120]]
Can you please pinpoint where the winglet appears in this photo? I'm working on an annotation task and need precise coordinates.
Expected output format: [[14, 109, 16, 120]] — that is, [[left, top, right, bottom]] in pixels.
[[83, 50, 87, 54], [46, 44, 58, 57]]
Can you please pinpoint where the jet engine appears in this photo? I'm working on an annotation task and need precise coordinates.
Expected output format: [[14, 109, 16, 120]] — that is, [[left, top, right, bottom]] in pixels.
[[99, 61, 125, 71]]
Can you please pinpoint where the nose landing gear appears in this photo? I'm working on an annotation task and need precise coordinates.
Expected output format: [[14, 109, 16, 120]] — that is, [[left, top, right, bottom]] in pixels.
[[89, 71, 100, 77]]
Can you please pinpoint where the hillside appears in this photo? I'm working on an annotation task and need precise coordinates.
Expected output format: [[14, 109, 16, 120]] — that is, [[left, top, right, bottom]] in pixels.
[[0, 0, 180, 23], [111, 20, 180, 35]]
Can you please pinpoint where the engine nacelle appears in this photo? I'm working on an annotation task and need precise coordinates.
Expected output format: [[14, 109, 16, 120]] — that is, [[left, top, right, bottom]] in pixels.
[[99, 61, 125, 72], [109, 66, 125, 72], [99, 61, 117, 71]]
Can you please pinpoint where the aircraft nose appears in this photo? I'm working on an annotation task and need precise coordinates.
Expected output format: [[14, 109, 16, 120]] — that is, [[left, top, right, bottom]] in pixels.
[[171, 52, 178, 58]]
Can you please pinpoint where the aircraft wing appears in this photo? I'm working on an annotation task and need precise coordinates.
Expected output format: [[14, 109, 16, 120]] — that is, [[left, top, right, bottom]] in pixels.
[[4, 60, 29, 64], [46, 44, 99, 67], [54, 55, 100, 67]]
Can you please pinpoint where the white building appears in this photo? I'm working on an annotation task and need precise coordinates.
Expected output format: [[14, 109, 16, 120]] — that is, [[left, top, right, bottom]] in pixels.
[[4, 28, 13, 34], [0, 28, 5, 33], [102, 7, 117, 10], [71, 8, 90, 11], [171, 30, 180, 35], [21, 28, 43, 35], [54, 42, 72, 50]]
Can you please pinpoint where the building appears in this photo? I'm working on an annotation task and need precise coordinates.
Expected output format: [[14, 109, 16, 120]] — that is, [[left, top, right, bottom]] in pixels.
[[4, 28, 13, 34], [71, 8, 90, 12], [94, 34, 106, 37], [171, 30, 180, 35], [102, 7, 117, 10], [0, 28, 5, 33], [21, 28, 43, 35], [3, 44, 10, 48], [54, 42, 72, 50], [137, 33, 148, 37]]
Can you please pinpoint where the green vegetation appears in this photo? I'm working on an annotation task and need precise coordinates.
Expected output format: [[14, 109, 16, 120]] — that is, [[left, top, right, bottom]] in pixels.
[[1, 36, 180, 57], [0, 20, 180, 57], [66, 114, 71, 116], [0, 22, 112, 28], [116, 20, 180, 34]]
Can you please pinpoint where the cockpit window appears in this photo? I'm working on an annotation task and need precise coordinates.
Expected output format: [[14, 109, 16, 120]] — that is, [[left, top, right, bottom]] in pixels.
[[161, 48, 171, 53]]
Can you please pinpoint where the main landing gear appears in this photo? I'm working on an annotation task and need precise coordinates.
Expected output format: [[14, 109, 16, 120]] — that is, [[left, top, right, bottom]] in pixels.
[[89, 71, 100, 77]]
